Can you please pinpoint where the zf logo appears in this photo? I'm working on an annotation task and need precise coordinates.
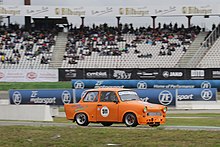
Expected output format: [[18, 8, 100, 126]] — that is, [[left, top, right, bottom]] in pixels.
[[95, 80, 103, 86], [137, 81, 147, 89], [74, 81, 85, 89], [31, 91, 38, 97], [100, 106, 109, 117], [12, 91, 22, 105], [201, 81, 211, 88], [201, 89, 213, 101], [158, 90, 173, 106], [62, 91, 71, 104]]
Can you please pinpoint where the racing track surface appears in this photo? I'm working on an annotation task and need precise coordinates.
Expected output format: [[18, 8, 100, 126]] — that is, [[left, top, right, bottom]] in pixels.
[[0, 121, 220, 131]]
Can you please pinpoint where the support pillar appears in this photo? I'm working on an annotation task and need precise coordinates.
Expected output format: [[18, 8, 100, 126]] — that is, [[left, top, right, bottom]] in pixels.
[[81, 17, 85, 28], [7, 16, 10, 27], [24, 0, 31, 29], [116, 16, 120, 28], [151, 16, 157, 29], [186, 15, 192, 28]]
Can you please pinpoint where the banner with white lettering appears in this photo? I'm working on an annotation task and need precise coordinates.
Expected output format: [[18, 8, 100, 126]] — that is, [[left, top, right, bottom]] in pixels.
[[9, 89, 74, 105], [0, 69, 58, 82], [0, 4, 218, 17]]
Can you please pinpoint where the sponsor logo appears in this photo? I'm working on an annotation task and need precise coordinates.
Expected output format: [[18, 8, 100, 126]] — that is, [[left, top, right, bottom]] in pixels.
[[182, 6, 212, 15], [30, 97, 56, 104], [119, 7, 149, 16], [65, 69, 76, 78], [201, 89, 213, 101], [212, 71, 220, 78], [158, 90, 173, 106], [137, 81, 147, 89], [12, 91, 22, 105], [26, 72, 37, 79], [86, 71, 108, 78], [0, 72, 4, 79], [162, 71, 183, 78], [62, 91, 71, 104], [137, 71, 158, 79], [31, 91, 38, 98], [191, 70, 204, 79], [113, 70, 131, 79], [177, 94, 193, 101], [100, 106, 109, 117], [74, 80, 84, 89], [201, 81, 211, 88]]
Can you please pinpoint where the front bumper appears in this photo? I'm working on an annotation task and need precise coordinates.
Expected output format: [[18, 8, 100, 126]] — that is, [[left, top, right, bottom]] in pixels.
[[138, 112, 166, 125]]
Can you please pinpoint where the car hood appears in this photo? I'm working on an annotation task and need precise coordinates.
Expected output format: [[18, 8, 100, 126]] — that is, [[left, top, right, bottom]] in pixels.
[[125, 100, 165, 110]]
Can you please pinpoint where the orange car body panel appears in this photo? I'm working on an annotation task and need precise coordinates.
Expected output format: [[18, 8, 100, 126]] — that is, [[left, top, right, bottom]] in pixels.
[[64, 88, 167, 125]]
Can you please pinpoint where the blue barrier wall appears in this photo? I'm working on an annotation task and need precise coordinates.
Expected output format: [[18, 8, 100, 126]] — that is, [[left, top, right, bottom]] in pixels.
[[9, 88, 216, 106], [9, 89, 73, 105], [71, 80, 220, 90]]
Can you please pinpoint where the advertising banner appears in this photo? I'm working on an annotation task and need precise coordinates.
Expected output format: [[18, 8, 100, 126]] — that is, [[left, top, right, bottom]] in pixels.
[[74, 88, 217, 106], [71, 79, 220, 90], [110, 69, 137, 80], [9, 88, 216, 106], [9, 89, 74, 105], [0, 69, 58, 82], [159, 68, 186, 80], [59, 68, 83, 81], [0, 4, 218, 17], [136, 69, 160, 79], [85, 69, 110, 79], [176, 88, 216, 101]]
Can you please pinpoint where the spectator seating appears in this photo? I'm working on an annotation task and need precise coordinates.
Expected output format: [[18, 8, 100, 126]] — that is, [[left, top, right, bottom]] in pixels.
[[197, 37, 220, 68], [0, 26, 57, 69], [61, 24, 198, 68]]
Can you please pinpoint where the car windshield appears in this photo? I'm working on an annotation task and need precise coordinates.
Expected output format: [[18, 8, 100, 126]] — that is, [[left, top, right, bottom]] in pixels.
[[118, 91, 140, 101]]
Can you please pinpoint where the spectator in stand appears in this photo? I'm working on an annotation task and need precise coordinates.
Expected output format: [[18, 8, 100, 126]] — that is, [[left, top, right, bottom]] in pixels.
[[1, 55, 4, 64]]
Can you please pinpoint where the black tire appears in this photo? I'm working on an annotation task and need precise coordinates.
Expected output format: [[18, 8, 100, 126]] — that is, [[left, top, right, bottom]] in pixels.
[[101, 122, 113, 127], [75, 113, 89, 126], [124, 113, 138, 127]]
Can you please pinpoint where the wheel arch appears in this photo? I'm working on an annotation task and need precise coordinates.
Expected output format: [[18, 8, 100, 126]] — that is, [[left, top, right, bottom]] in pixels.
[[73, 111, 90, 121], [122, 111, 139, 123]]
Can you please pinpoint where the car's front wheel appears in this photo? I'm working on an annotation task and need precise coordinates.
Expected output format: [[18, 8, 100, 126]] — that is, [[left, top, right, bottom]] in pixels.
[[124, 113, 138, 127], [101, 122, 113, 126], [75, 113, 89, 126]]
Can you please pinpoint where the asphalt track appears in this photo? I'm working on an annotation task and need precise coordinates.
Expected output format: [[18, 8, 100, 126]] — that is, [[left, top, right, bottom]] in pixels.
[[0, 121, 220, 131]]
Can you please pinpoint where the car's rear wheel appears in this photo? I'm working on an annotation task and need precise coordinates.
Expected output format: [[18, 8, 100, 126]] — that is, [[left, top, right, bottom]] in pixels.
[[124, 113, 138, 127], [101, 122, 113, 126], [75, 113, 89, 126]]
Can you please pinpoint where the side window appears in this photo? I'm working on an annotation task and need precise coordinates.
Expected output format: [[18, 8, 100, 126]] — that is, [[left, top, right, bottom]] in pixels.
[[83, 92, 98, 102], [100, 91, 117, 102]]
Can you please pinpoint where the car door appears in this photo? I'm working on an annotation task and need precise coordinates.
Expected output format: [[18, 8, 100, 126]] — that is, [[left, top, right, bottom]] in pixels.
[[82, 91, 99, 122], [96, 91, 119, 122]]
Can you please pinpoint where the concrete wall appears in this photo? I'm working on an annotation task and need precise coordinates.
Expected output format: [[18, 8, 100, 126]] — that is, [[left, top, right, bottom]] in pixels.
[[0, 105, 53, 121]]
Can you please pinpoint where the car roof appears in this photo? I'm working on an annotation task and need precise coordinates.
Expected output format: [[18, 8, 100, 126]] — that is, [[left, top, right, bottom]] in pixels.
[[86, 87, 131, 92]]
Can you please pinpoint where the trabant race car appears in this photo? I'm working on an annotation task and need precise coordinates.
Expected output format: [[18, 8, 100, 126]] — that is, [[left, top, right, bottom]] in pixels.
[[64, 88, 167, 127]]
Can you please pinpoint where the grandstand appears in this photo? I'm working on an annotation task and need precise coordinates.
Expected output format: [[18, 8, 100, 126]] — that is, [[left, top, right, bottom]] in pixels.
[[0, 23, 219, 69]]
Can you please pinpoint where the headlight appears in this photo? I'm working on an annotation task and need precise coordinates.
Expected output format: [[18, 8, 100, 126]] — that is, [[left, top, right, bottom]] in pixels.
[[163, 107, 167, 113], [143, 107, 147, 113]]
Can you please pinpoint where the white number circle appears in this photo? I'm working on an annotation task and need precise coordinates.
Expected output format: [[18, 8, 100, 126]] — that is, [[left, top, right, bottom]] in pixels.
[[100, 106, 109, 117]]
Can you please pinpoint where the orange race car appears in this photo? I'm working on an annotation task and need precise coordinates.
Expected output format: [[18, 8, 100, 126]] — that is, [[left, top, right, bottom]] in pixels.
[[64, 88, 167, 127]]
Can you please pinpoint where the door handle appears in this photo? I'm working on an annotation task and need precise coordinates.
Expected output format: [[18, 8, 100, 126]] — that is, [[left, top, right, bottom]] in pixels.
[[97, 104, 102, 106]]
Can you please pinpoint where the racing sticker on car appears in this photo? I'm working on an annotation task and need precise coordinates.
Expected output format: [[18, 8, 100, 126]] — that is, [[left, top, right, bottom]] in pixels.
[[100, 106, 109, 117]]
